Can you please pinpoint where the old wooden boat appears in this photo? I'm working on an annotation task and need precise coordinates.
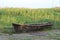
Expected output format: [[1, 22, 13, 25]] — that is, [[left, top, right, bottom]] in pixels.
[[12, 22, 53, 33]]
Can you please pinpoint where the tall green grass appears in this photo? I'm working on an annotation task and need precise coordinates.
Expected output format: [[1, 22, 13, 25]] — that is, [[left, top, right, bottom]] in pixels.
[[0, 8, 60, 29]]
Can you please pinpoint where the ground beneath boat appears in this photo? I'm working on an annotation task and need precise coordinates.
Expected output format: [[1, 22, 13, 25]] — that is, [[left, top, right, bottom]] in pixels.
[[0, 29, 60, 40]]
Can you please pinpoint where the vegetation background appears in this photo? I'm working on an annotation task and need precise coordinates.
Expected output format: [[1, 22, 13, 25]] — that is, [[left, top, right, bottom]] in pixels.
[[0, 8, 60, 33]]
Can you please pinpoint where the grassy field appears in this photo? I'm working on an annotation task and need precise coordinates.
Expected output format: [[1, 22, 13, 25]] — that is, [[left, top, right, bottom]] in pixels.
[[0, 8, 60, 33]]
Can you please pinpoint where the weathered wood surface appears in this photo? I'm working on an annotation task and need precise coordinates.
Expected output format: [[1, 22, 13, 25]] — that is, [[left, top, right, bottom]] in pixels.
[[12, 22, 53, 33]]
